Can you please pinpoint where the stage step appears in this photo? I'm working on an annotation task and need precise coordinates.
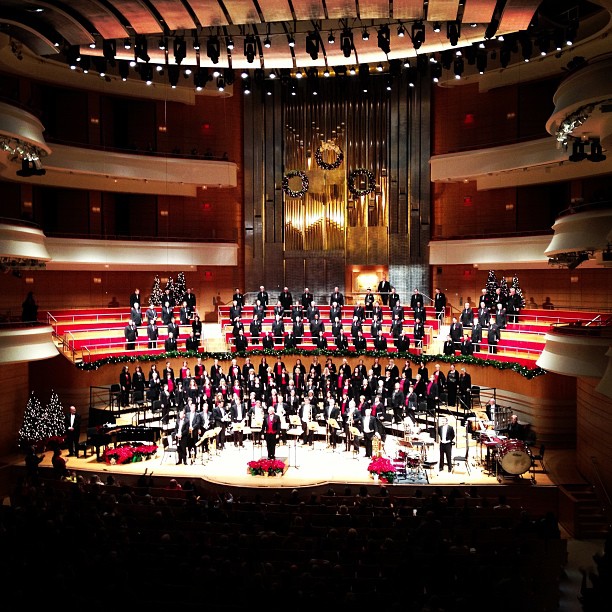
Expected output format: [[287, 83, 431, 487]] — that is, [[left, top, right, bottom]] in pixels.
[[559, 484, 611, 539]]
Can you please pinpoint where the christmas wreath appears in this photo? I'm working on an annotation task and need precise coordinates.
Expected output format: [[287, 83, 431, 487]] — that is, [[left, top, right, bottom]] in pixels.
[[348, 168, 376, 197], [315, 142, 344, 170], [282, 170, 309, 198]]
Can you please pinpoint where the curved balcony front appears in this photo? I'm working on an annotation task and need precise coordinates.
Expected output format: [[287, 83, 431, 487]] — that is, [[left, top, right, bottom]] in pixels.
[[536, 323, 612, 378], [0, 324, 58, 365]]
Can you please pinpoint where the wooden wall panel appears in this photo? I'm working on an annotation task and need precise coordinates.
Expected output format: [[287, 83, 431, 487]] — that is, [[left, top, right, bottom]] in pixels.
[[576, 378, 612, 495], [0, 362, 30, 456], [432, 266, 612, 312]]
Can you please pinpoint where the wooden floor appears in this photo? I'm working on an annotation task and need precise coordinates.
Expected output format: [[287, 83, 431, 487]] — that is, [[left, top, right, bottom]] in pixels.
[[23, 416, 568, 492]]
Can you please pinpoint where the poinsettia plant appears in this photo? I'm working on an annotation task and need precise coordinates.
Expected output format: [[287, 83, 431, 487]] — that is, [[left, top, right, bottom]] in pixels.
[[247, 458, 285, 476], [367, 456, 397, 483], [104, 444, 158, 465]]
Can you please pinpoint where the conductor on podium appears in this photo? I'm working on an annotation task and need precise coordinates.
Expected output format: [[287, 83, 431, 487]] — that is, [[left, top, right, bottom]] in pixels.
[[262, 405, 281, 459]]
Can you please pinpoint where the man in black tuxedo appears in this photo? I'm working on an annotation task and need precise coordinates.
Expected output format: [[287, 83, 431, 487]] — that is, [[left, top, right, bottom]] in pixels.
[[291, 302, 304, 322], [256, 285, 269, 309], [184, 288, 197, 317], [249, 316, 262, 344], [377, 276, 391, 306], [438, 416, 455, 472], [471, 321, 483, 353], [488, 321, 500, 354], [361, 407, 378, 458], [232, 288, 245, 307], [364, 289, 375, 319], [279, 287, 293, 315], [174, 409, 190, 465], [147, 319, 159, 349], [434, 287, 447, 320], [229, 300, 242, 322], [262, 405, 282, 459], [374, 329, 388, 350], [262, 332, 274, 350], [164, 332, 178, 352], [64, 405, 82, 457], [449, 317, 463, 350], [410, 288, 423, 311], [335, 330, 349, 351], [301, 288, 314, 309], [235, 330, 249, 351], [284, 331, 297, 349], [129, 288, 141, 310], [330, 302, 342, 323], [292, 316, 304, 343], [167, 317, 180, 341], [331, 317, 343, 338], [460, 334, 474, 356], [395, 332, 410, 353], [388, 287, 400, 310], [145, 302, 157, 325], [390, 382, 405, 424], [330, 286, 344, 306], [124, 319, 138, 350], [353, 330, 367, 352], [310, 313, 324, 342], [271, 315, 285, 345], [443, 334, 454, 356]]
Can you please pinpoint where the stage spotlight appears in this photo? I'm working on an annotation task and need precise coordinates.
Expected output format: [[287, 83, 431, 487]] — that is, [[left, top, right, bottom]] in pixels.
[[358, 63, 369, 93], [411, 22, 425, 50], [433, 22, 441, 33], [244, 34, 256, 63], [447, 21, 460, 46], [174, 37, 187, 64], [520, 36, 532, 62], [66, 46, 80, 69], [207, 36, 220, 64], [453, 57, 464, 79], [168, 65, 180, 87], [306, 31, 320, 60], [568, 139, 586, 162], [243, 75, 251, 95], [431, 62, 442, 82], [587, 139, 606, 162], [566, 19, 578, 45], [341, 29, 354, 58], [476, 51, 487, 74], [377, 24, 390, 55], [217, 76, 225, 91], [328, 31, 335, 44], [288, 35, 295, 48], [484, 18, 499, 40], [194, 67, 208, 90], [118, 60, 130, 81], [103, 39, 116, 63], [397, 24, 406, 38], [135, 35, 150, 62], [226, 36, 234, 51]]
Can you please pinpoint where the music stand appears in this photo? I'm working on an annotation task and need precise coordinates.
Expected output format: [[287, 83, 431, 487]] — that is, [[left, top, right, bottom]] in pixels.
[[308, 421, 319, 450], [251, 419, 263, 459], [349, 426, 362, 459], [327, 418, 340, 452], [288, 415, 302, 468]]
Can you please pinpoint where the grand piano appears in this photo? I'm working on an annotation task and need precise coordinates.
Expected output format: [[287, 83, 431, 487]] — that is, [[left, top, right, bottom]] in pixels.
[[85, 408, 159, 460]]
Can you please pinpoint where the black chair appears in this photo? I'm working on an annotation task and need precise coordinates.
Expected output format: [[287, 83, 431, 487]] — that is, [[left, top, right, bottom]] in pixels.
[[531, 443, 545, 472], [453, 450, 471, 475], [110, 383, 121, 409], [470, 385, 482, 410]]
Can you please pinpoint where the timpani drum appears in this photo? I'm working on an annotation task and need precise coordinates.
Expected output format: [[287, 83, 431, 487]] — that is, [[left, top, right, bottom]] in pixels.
[[497, 439, 532, 475]]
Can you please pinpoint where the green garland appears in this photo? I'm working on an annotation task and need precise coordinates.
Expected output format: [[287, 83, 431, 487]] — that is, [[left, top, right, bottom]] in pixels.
[[348, 168, 376, 198], [282, 170, 309, 198], [76, 349, 546, 379]]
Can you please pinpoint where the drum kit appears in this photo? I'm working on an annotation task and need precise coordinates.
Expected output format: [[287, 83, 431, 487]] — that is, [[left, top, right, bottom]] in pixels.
[[476, 430, 532, 479]]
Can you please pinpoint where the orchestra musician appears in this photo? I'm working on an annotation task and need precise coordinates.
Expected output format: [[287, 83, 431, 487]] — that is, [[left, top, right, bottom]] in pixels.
[[185, 399, 202, 463], [212, 393, 231, 450], [300, 398, 314, 446], [174, 409, 190, 465], [344, 399, 362, 453], [324, 398, 342, 450], [230, 392, 247, 447]]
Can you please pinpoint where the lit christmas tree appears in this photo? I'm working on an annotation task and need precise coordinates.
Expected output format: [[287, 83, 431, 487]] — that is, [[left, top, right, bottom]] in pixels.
[[174, 271, 186, 306], [165, 276, 175, 305], [512, 274, 527, 308], [485, 270, 498, 304], [150, 274, 163, 306], [18, 391, 44, 450], [499, 276, 509, 298], [45, 390, 67, 445]]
